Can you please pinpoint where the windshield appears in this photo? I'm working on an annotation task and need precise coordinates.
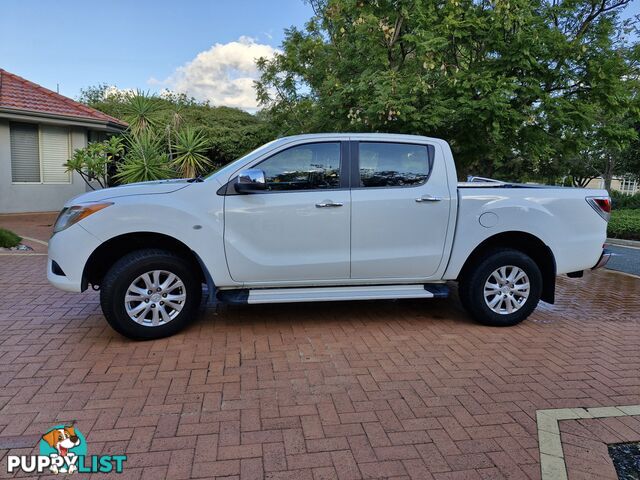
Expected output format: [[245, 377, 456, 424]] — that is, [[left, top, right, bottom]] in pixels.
[[205, 139, 280, 181]]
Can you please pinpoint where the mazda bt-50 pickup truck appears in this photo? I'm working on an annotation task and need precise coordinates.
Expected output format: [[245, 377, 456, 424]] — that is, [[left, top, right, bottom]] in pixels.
[[48, 134, 612, 340]]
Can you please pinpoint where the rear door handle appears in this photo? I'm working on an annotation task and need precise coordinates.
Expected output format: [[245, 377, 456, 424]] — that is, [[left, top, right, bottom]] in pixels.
[[415, 195, 442, 203], [316, 202, 343, 208]]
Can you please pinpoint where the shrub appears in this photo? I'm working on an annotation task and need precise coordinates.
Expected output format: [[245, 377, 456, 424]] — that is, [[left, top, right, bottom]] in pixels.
[[610, 190, 640, 210], [65, 136, 124, 189], [0, 228, 22, 248], [608, 209, 640, 241], [172, 127, 211, 178], [115, 132, 174, 183], [80, 86, 272, 170]]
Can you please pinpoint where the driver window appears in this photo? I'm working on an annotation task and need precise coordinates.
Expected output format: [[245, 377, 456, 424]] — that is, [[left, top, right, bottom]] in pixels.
[[258, 142, 341, 191]]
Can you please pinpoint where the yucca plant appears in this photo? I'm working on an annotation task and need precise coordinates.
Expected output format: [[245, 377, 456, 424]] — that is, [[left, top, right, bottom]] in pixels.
[[122, 91, 165, 136], [166, 103, 185, 160], [172, 127, 211, 178], [115, 132, 174, 183]]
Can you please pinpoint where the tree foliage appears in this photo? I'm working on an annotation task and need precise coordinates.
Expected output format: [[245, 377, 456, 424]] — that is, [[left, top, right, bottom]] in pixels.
[[79, 86, 274, 168], [65, 136, 124, 189], [256, 0, 640, 181]]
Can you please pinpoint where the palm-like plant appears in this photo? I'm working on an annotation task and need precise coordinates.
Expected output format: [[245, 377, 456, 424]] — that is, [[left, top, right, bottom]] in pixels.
[[172, 127, 211, 178], [122, 91, 165, 136], [115, 132, 174, 183]]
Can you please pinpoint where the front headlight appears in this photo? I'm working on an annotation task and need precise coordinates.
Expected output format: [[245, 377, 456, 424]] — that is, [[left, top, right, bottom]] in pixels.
[[53, 202, 113, 234]]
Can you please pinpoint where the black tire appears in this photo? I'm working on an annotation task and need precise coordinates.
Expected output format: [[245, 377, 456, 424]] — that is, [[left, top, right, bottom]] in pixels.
[[458, 248, 542, 327], [100, 249, 202, 340]]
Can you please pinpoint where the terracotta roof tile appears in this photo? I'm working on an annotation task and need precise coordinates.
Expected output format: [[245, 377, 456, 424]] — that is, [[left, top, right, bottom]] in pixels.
[[0, 68, 127, 128]]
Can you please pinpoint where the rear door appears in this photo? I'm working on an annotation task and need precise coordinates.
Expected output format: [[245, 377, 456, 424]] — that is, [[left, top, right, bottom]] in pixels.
[[350, 141, 451, 279], [224, 141, 351, 283]]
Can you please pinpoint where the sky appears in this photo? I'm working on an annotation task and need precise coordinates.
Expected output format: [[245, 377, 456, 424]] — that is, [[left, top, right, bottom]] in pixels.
[[1, 0, 638, 111], [0, 0, 314, 110]]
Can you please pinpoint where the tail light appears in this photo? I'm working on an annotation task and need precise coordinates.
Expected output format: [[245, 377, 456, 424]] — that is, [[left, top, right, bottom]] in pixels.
[[586, 196, 611, 221]]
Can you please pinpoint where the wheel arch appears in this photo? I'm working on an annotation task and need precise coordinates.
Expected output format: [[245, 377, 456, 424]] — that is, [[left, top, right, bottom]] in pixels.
[[82, 232, 210, 291], [457, 231, 557, 304]]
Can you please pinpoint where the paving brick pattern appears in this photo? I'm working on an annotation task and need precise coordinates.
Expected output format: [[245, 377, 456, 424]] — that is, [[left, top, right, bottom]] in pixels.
[[560, 415, 640, 480], [0, 254, 639, 479]]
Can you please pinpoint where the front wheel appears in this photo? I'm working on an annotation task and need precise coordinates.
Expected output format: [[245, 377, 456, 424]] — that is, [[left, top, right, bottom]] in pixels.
[[100, 249, 202, 340], [458, 248, 542, 327]]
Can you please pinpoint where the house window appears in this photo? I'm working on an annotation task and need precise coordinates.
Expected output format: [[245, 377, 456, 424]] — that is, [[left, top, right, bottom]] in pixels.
[[10, 123, 40, 182], [88, 130, 107, 143], [10, 123, 71, 184]]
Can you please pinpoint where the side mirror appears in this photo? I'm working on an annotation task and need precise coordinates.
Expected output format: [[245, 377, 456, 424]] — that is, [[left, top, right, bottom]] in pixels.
[[235, 169, 267, 193]]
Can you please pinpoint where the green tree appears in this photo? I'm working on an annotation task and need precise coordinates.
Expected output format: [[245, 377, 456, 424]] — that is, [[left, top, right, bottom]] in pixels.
[[256, 0, 638, 181], [619, 122, 640, 182], [566, 112, 639, 189]]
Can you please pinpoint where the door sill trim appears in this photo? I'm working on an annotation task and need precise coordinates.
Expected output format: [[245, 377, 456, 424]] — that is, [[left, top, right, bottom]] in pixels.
[[217, 283, 449, 304]]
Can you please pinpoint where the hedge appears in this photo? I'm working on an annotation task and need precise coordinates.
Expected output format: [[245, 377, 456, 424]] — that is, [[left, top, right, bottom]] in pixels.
[[608, 209, 640, 241], [610, 191, 640, 210]]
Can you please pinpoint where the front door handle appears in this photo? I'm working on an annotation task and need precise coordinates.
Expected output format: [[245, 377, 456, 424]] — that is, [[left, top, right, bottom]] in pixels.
[[415, 195, 442, 203], [316, 202, 344, 208]]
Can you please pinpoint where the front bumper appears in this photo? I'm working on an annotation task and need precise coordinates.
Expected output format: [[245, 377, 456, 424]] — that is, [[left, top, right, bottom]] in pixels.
[[591, 249, 612, 270], [47, 224, 102, 292]]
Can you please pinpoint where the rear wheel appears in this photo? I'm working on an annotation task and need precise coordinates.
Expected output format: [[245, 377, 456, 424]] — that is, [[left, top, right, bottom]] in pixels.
[[100, 249, 202, 340], [459, 249, 542, 327]]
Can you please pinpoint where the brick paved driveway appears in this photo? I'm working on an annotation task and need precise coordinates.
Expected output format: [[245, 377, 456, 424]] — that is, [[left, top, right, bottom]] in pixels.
[[1, 236, 640, 479]]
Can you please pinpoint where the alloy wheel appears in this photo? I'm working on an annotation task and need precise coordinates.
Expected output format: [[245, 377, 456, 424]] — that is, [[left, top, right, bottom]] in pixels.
[[124, 270, 186, 326], [483, 265, 530, 315]]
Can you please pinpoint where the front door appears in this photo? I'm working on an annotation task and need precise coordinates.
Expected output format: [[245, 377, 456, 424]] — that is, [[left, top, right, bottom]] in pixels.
[[350, 141, 451, 279], [224, 141, 350, 283]]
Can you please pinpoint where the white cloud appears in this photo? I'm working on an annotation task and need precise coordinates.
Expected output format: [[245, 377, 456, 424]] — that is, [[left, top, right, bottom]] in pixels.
[[155, 36, 278, 111], [103, 85, 136, 99]]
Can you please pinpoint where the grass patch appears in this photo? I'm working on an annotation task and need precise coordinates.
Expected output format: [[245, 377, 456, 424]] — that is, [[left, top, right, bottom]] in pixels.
[[0, 228, 22, 248], [608, 209, 640, 241]]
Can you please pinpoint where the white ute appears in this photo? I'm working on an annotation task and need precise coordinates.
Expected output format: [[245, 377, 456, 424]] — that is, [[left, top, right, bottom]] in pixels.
[[48, 134, 612, 340]]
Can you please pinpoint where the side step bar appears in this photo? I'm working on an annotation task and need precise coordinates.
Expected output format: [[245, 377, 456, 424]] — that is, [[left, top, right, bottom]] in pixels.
[[217, 284, 449, 305]]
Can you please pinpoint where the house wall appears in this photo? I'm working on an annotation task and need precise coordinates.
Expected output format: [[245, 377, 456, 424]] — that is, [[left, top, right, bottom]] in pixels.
[[585, 177, 619, 190], [0, 119, 90, 213]]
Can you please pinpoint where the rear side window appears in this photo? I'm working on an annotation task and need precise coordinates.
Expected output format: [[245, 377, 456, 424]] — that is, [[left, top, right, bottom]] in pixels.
[[358, 142, 430, 188], [259, 142, 341, 191]]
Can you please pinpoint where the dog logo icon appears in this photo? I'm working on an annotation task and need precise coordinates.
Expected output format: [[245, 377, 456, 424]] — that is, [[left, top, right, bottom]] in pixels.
[[7, 423, 126, 475], [39, 423, 86, 474]]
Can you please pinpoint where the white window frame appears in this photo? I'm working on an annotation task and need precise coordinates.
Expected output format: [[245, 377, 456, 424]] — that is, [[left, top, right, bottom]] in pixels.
[[10, 123, 72, 185]]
